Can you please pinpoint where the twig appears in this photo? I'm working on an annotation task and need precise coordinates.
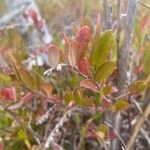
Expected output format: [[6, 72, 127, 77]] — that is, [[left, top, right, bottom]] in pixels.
[[103, 0, 112, 30], [27, 113, 42, 148], [36, 104, 56, 125], [44, 107, 76, 149], [138, 1, 150, 9], [44, 107, 94, 149], [140, 127, 150, 146], [126, 103, 150, 150], [104, 121, 127, 150], [0, 23, 20, 31], [116, 0, 121, 68], [132, 99, 143, 114], [112, 0, 137, 149], [113, 92, 130, 101], [0, 2, 30, 27], [74, 66, 89, 80], [21, 84, 58, 104]]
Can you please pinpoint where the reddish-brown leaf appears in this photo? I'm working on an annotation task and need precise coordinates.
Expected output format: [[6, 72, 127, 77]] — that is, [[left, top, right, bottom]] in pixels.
[[111, 86, 118, 93], [80, 79, 97, 92], [0, 144, 3, 150], [0, 87, 16, 101], [75, 26, 90, 44], [27, 9, 43, 29], [40, 83, 53, 97], [106, 131, 116, 140], [28, 9, 38, 24], [86, 128, 97, 140], [140, 15, 148, 30], [102, 98, 111, 109], [75, 26, 90, 61], [49, 94, 61, 102], [48, 44, 61, 67], [77, 57, 89, 76], [22, 92, 33, 104], [68, 41, 78, 67]]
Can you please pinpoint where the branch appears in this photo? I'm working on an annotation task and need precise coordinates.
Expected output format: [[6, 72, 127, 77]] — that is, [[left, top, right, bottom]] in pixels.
[[103, 0, 112, 30], [126, 103, 150, 149], [111, 0, 138, 149], [44, 107, 94, 149], [140, 127, 150, 146], [104, 121, 127, 150], [0, 2, 30, 27], [138, 1, 150, 9], [36, 104, 57, 125]]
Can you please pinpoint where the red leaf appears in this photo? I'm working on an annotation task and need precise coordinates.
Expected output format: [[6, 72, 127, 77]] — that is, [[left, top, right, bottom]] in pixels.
[[102, 98, 111, 109], [48, 45, 61, 67], [0, 144, 3, 150], [0, 87, 16, 101], [28, 9, 38, 24], [77, 57, 89, 76], [27, 9, 43, 29], [22, 92, 33, 104], [49, 94, 61, 103], [75, 26, 90, 61], [86, 128, 97, 140], [7, 92, 33, 110], [106, 131, 116, 140], [111, 86, 118, 93], [68, 41, 78, 67], [36, 19, 44, 29], [140, 15, 148, 30], [80, 79, 97, 92], [75, 26, 90, 43]]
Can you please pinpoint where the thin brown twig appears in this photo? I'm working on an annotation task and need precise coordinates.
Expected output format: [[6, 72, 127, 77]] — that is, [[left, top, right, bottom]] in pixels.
[[140, 127, 150, 146], [44, 106, 94, 149], [113, 92, 130, 101], [104, 121, 127, 150], [126, 103, 150, 150], [0, 2, 30, 27], [112, 0, 137, 149], [138, 1, 150, 9]]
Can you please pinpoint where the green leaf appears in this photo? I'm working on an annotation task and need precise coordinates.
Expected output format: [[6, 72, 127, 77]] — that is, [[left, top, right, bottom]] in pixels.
[[100, 84, 112, 96], [0, 73, 12, 86], [73, 89, 85, 106], [90, 30, 115, 70], [111, 99, 129, 112], [143, 43, 150, 75], [98, 124, 108, 134], [63, 90, 74, 105], [17, 129, 26, 140], [128, 80, 147, 94], [94, 61, 116, 82], [19, 69, 35, 91]]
